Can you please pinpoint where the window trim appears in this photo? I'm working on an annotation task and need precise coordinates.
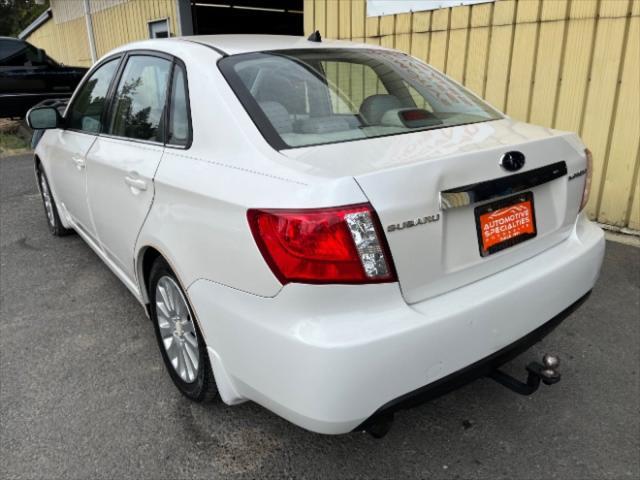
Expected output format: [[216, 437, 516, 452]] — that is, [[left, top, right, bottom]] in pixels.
[[62, 48, 192, 149], [147, 17, 170, 39], [164, 59, 193, 150], [100, 49, 183, 147], [63, 53, 124, 135], [218, 52, 288, 150]]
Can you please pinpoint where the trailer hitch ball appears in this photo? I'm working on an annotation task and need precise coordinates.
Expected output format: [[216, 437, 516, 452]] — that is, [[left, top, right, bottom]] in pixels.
[[488, 353, 562, 395], [537, 353, 561, 385], [543, 353, 560, 369]]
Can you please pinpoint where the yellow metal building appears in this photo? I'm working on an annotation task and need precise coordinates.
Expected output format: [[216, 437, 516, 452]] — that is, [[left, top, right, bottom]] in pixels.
[[22, 0, 184, 67], [20, 0, 640, 230]]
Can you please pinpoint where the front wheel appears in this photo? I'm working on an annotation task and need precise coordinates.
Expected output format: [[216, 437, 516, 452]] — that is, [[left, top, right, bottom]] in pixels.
[[149, 258, 218, 402], [37, 167, 72, 236]]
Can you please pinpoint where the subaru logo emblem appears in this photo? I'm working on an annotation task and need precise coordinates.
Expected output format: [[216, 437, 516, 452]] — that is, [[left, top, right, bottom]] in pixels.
[[500, 151, 526, 172]]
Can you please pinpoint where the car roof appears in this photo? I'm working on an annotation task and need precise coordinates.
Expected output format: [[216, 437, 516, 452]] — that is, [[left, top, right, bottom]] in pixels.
[[182, 34, 384, 56], [111, 34, 386, 59]]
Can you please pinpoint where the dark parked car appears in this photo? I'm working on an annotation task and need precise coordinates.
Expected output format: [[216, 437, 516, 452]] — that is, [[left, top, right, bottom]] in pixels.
[[0, 36, 87, 118]]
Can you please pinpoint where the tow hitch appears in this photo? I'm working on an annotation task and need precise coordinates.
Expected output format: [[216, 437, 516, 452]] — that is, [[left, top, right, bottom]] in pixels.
[[488, 354, 561, 395], [363, 354, 562, 439]]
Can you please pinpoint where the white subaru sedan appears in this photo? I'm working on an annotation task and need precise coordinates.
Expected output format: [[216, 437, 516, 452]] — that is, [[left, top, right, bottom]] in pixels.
[[27, 35, 605, 436]]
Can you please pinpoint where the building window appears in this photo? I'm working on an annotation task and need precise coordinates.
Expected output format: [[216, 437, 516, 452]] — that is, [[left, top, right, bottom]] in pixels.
[[148, 19, 170, 39]]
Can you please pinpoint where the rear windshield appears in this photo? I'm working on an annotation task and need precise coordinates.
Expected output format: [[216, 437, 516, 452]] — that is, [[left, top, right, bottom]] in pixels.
[[218, 48, 501, 149], [0, 39, 57, 68]]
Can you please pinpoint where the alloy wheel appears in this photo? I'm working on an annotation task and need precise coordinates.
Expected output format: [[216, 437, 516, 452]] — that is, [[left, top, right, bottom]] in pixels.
[[155, 276, 200, 383], [39, 174, 55, 227]]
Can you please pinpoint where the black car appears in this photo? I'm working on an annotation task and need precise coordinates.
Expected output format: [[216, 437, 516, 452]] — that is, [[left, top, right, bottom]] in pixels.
[[0, 36, 88, 118]]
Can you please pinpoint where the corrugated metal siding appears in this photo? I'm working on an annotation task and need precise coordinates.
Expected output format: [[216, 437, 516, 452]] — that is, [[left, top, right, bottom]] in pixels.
[[26, 15, 93, 67], [49, 0, 86, 24], [25, 0, 179, 67], [90, 0, 178, 57], [51, 0, 128, 24], [305, 0, 640, 230]]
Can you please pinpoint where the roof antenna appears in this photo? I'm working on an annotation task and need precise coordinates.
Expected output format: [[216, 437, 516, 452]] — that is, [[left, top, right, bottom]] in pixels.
[[307, 30, 322, 42]]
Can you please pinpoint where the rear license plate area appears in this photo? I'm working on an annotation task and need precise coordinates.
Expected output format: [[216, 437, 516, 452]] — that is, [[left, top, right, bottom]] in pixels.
[[475, 192, 537, 257]]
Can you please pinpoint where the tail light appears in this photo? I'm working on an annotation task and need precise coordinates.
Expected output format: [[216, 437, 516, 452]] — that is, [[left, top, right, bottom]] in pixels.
[[580, 148, 593, 211], [247, 203, 397, 285]]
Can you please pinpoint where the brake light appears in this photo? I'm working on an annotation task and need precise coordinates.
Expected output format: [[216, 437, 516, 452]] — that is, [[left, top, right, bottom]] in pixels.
[[247, 204, 397, 284], [580, 148, 593, 211], [401, 109, 428, 121]]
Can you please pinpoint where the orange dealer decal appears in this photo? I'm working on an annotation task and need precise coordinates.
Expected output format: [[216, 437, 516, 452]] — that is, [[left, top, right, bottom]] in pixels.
[[479, 200, 535, 251]]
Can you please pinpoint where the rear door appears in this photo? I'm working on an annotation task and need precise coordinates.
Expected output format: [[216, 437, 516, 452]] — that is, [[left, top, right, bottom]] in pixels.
[[86, 53, 174, 281]]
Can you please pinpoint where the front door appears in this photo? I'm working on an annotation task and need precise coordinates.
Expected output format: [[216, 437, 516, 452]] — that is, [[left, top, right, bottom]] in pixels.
[[47, 57, 121, 239], [46, 130, 96, 236], [86, 54, 172, 281]]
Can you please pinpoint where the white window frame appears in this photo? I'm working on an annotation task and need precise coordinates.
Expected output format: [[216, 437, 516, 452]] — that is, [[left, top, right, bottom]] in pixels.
[[148, 18, 171, 39]]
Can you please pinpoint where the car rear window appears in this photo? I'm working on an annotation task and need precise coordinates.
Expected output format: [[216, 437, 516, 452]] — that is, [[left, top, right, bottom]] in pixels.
[[218, 49, 502, 149], [0, 39, 56, 68]]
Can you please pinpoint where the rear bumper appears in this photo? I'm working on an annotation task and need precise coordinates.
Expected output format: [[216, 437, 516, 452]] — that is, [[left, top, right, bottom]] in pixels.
[[188, 214, 605, 434], [354, 291, 591, 432]]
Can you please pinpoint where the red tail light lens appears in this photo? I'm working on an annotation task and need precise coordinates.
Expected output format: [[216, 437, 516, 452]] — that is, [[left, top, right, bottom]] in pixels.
[[580, 148, 593, 212], [247, 204, 397, 285]]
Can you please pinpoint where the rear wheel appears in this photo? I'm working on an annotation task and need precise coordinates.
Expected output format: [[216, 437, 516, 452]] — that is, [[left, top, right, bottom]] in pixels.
[[149, 258, 217, 402], [37, 167, 72, 236]]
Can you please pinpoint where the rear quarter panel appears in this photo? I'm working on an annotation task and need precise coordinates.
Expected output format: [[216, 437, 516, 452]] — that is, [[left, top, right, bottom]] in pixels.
[[135, 51, 367, 299], [137, 149, 367, 299]]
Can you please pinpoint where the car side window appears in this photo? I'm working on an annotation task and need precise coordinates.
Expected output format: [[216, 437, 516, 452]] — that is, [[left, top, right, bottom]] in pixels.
[[107, 55, 171, 142], [67, 58, 119, 133], [167, 64, 190, 146]]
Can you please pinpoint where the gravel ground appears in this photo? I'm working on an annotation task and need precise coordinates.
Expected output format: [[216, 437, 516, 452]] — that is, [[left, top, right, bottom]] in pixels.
[[1, 153, 639, 480]]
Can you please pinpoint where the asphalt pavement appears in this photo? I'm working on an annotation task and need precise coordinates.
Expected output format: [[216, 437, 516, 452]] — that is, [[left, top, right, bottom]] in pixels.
[[1, 153, 639, 479]]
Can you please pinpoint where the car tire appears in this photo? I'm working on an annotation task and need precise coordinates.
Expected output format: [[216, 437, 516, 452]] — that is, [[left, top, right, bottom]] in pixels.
[[37, 167, 73, 236], [149, 257, 218, 402]]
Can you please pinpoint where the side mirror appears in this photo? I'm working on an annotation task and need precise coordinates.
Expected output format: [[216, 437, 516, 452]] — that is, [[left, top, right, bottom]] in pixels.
[[26, 106, 62, 130]]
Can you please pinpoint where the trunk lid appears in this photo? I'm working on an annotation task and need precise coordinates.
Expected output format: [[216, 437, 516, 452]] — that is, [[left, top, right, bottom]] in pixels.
[[281, 119, 588, 303]]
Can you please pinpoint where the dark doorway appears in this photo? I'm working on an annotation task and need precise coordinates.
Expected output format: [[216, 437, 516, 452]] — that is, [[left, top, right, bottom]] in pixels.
[[191, 0, 304, 36]]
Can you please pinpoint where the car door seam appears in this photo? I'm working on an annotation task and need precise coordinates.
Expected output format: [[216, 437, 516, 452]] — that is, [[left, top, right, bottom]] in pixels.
[[83, 134, 103, 249], [131, 150, 165, 294]]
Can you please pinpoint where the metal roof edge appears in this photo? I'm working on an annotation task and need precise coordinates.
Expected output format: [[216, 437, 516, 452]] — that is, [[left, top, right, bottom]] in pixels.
[[18, 8, 53, 40]]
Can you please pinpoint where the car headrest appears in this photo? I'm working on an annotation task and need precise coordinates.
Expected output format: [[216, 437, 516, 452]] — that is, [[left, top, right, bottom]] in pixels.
[[255, 71, 305, 114], [359, 94, 402, 125], [259, 101, 293, 134]]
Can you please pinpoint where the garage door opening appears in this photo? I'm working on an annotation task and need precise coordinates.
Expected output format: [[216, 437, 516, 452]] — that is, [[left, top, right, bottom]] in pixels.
[[191, 0, 304, 36]]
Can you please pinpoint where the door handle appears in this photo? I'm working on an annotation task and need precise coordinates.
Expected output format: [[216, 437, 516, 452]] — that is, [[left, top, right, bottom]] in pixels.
[[72, 156, 85, 170], [124, 175, 147, 192]]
